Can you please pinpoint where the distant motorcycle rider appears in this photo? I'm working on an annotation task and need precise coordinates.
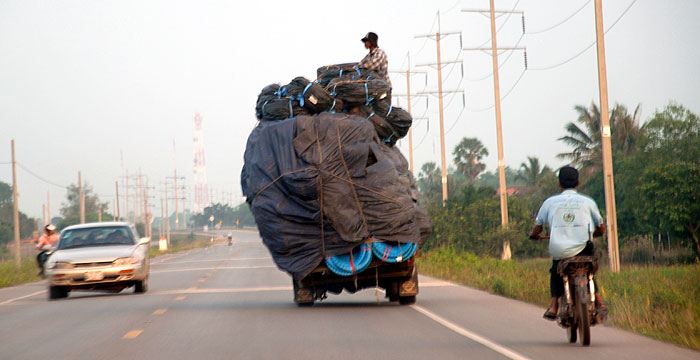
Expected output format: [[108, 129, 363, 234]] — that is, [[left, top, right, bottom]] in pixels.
[[36, 224, 59, 276], [529, 166, 608, 321]]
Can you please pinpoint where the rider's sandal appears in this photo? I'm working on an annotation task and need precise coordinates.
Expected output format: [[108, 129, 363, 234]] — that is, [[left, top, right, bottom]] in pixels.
[[543, 307, 557, 321]]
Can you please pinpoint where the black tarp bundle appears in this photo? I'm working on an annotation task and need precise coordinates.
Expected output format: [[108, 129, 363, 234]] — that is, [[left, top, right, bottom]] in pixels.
[[242, 113, 431, 279]]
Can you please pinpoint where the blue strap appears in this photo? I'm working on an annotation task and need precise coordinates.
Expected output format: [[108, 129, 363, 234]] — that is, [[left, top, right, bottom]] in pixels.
[[364, 82, 371, 105], [262, 100, 270, 115], [382, 132, 395, 144], [339, 69, 343, 78], [298, 82, 313, 107], [386, 105, 393, 118], [331, 84, 338, 97], [329, 99, 337, 114], [288, 99, 294, 118], [355, 68, 361, 76], [367, 112, 375, 119]]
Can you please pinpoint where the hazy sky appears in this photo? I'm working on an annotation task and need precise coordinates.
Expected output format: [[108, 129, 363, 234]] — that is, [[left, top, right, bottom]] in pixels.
[[1, 0, 699, 220]]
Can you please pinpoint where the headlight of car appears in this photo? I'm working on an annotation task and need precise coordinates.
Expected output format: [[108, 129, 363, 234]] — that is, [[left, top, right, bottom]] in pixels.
[[49, 261, 73, 270], [113, 257, 139, 266]]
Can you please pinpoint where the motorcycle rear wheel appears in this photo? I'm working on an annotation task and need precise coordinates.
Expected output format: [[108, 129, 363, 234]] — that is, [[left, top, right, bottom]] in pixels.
[[575, 281, 591, 346]]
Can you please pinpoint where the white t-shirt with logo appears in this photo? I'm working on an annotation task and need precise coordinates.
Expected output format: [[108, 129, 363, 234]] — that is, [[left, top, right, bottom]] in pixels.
[[535, 189, 603, 260]]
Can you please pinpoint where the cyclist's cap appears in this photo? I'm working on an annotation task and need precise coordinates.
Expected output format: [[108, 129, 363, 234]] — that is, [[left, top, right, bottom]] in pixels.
[[558, 166, 579, 187], [45, 224, 56, 231]]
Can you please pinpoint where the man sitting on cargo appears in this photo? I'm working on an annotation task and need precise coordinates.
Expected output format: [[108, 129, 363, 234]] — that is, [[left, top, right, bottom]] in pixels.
[[529, 166, 608, 321], [358, 32, 391, 102]]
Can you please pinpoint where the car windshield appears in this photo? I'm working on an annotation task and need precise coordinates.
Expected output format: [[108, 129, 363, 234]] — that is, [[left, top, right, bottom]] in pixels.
[[57, 226, 135, 249]]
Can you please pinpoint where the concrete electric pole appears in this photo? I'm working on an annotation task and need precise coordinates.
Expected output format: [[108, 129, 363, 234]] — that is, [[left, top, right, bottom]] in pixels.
[[594, 0, 621, 272], [415, 12, 463, 206], [11, 140, 20, 267]]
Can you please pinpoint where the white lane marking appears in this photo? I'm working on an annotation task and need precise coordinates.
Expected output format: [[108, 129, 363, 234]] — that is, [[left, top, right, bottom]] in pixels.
[[420, 281, 456, 288], [150, 252, 191, 265], [410, 304, 532, 360], [151, 257, 272, 266], [151, 265, 275, 274], [0, 290, 46, 306], [152, 286, 292, 295]]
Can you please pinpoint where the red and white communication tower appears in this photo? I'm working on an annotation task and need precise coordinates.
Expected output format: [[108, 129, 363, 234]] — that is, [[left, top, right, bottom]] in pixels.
[[193, 113, 210, 213]]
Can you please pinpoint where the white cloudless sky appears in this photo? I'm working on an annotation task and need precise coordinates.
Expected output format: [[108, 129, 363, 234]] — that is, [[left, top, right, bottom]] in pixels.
[[1, 0, 699, 220]]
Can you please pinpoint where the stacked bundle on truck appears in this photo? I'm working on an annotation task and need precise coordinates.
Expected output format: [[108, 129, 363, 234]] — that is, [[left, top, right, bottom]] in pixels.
[[244, 63, 431, 282]]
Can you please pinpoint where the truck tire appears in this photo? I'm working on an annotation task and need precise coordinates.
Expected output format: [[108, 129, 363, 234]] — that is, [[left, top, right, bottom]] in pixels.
[[398, 295, 416, 305], [48, 286, 68, 300], [293, 280, 314, 307]]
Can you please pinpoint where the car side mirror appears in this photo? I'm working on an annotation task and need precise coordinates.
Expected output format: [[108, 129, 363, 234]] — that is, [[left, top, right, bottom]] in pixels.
[[138, 237, 151, 246]]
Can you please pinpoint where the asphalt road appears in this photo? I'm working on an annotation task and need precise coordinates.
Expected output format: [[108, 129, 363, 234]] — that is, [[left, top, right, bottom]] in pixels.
[[1, 230, 697, 360]]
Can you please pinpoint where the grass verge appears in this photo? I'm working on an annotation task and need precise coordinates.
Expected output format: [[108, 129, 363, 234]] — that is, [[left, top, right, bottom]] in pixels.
[[0, 233, 219, 289], [418, 247, 700, 350]]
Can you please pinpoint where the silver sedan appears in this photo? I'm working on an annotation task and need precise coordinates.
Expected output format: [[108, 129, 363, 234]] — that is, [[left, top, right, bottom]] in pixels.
[[44, 222, 150, 300]]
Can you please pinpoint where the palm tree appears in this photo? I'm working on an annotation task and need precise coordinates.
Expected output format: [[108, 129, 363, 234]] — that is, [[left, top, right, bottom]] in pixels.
[[517, 156, 552, 186], [452, 137, 489, 181], [417, 162, 442, 204], [557, 103, 642, 176]]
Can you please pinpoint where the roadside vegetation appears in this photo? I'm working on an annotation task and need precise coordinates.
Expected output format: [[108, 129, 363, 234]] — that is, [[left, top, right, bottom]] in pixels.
[[416, 102, 700, 349]]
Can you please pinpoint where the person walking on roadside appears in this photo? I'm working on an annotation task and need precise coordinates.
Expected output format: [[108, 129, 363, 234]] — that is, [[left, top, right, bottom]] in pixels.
[[529, 166, 608, 321]]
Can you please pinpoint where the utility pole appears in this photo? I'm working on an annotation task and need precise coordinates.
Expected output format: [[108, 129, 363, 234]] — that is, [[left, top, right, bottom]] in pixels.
[[42, 204, 46, 229], [112, 199, 116, 221], [415, 12, 463, 206], [489, 0, 510, 260], [462, 4, 527, 260], [47, 190, 51, 224], [79, 171, 85, 224], [594, 0, 620, 272], [115, 180, 121, 220], [11, 140, 20, 267], [125, 171, 129, 223], [165, 182, 170, 246], [390, 53, 428, 173], [174, 169, 179, 230]]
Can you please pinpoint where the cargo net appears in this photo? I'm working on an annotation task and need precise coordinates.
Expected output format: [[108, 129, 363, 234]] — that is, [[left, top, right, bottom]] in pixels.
[[255, 63, 410, 147]]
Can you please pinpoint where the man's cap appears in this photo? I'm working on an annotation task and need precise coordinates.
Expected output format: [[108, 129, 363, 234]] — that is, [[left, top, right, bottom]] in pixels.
[[361, 32, 378, 44], [558, 166, 579, 187], [45, 224, 56, 231]]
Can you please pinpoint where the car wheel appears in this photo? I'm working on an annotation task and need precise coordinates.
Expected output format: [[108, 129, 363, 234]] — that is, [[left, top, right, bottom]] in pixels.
[[48, 286, 68, 300], [134, 277, 148, 293]]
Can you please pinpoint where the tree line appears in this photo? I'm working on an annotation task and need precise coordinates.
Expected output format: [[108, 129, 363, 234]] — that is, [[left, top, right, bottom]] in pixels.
[[417, 102, 700, 261]]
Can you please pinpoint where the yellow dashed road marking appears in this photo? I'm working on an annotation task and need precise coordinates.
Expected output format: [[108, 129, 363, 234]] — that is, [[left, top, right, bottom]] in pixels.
[[122, 330, 143, 339], [198, 279, 205, 283], [187, 286, 198, 291], [175, 296, 186, 301], [152, 308, 167, 315]]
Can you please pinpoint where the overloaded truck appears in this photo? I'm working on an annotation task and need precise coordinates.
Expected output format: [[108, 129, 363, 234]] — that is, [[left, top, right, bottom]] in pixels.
[[241, 63, 431, 306]]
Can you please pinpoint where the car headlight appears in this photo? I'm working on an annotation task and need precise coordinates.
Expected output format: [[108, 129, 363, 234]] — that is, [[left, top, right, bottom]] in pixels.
[[50, 261, 73, 270], [113, 257, 139, 266]]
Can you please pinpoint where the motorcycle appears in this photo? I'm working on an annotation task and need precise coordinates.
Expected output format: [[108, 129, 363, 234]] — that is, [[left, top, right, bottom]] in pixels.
[[541, 235, 606, 346], [36, 244, 53, 278], [227, 233, 233, 246]]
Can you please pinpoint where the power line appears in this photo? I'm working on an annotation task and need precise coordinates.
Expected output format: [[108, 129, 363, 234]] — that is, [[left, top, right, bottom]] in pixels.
[[466, 68, 527, 112], [529, 0, 637, 71], [527, 0, 591, 35], [16, 162, 69, 189], [469, 0, 522, 48], [466, 33, 524, 81]]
